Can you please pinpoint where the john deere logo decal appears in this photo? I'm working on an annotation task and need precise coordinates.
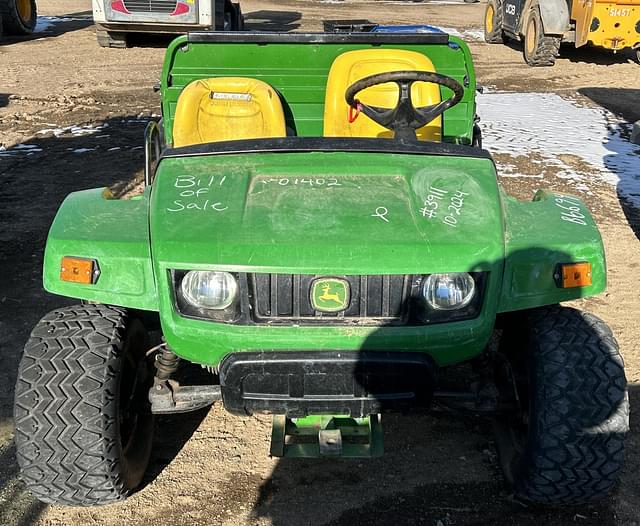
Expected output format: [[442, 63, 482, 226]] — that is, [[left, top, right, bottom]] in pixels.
[[311, 278, 350, 313]]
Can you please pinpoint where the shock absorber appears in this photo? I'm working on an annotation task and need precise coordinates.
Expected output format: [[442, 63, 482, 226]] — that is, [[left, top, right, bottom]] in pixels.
[[149, 346, 181, 413], [148, 346, 221, 414], [155, 346, 180, 381]]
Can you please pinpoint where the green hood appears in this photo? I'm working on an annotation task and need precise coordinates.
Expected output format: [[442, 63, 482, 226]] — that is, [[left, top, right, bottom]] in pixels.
[[150, 151, 504, 274]]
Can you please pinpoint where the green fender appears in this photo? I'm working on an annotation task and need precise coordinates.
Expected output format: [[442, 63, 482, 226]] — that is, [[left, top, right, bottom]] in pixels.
[[43, 188, 158, 311], [498, 189, 606, 313]]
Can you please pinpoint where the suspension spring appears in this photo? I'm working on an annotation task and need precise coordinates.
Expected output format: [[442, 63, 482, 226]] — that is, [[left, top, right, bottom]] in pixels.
[[155, 347, 180, 380]]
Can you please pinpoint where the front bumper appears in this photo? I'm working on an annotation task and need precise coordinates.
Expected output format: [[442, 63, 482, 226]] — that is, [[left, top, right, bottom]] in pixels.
[[160, 306, 496, 367], [220, 351, 437, 417], [96, 22, 211, 33]]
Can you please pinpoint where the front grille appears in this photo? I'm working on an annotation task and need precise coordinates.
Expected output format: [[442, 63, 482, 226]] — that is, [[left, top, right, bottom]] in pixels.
[[122, 0, 177, 13], [249, 274, 419, 325]]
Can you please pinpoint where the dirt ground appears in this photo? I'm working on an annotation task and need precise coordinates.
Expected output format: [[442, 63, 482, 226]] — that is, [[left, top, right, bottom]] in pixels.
[[0, 1, 639, 525]]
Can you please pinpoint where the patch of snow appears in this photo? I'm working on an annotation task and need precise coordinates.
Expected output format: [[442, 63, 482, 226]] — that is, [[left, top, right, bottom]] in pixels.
[[478, 91, 640, 206], [12, 144, 39, 150], [3, 121, 128, 158], [69, 124, 106, 136], [0, 144, 43, 157], [37, 123, 108, 137], [460, 29, 484, 40], [437, 27, 484, 41], [34, 16, 78, 33], [37, 128, 65, 137]]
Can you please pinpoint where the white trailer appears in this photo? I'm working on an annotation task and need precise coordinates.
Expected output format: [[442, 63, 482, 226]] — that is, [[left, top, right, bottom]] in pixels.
[[91, 0, 243, 47]]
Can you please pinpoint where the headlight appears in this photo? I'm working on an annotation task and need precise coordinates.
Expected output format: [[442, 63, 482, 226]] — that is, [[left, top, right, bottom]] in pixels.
[[422, 272, 476, 311], [181, 271, 238, 310]]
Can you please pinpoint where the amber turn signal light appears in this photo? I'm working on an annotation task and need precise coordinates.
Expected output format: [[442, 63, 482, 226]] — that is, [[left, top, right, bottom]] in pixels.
[[60, 257, 99, 284], [558, 262, 592, 288]]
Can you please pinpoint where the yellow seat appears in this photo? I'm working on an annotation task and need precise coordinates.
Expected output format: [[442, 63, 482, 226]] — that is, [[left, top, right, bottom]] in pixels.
[[323, 50, 442, 141], [173, 77, 287, 147]]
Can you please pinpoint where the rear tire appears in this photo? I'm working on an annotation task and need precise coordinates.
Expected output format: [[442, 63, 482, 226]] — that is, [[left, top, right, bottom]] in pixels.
[[500, 306, 628, 505], [232, 2, 244, 30], [484, 0, 504, 44], [522, 7, 560, 66], [0, 0, 37, 35], [14, 305, 155, 506], [96, 29, 128, 48]]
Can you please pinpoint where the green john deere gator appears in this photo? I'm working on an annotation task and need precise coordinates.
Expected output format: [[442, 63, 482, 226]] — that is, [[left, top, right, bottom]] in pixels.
[[14, 30, 629, 506]]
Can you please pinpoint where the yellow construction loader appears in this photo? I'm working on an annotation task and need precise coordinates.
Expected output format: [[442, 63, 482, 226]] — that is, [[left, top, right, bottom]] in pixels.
[[484, 0, 640, 65], [0, 0, 37, 36]]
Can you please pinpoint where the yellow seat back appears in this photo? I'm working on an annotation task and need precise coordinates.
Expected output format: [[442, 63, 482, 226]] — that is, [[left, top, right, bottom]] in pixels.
[[323, 50, 442, 141], [173, 77, 287, 147]]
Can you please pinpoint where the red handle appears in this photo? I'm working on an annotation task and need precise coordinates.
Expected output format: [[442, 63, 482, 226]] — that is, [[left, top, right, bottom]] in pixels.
[[348, 100, 362, 123]]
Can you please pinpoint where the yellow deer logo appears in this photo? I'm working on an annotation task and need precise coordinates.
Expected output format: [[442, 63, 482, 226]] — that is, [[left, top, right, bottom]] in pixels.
[[319, 283, 343, 304], [311, 278, 350, 312]]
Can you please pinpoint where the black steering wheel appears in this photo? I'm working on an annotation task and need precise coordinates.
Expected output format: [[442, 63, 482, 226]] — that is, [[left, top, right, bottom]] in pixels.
[[345, 71, 465, 142]]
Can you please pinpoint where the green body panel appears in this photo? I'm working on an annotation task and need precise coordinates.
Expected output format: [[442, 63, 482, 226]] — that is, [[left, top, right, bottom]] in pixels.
[[159, 35, 477, 145], [39, 36, 608, 372], [40, 158, 607, 368], [43, 189, 158, 311], [150, 150, 505, 366], [499, 189, 606, 312], [150, 152, 503, 273]]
